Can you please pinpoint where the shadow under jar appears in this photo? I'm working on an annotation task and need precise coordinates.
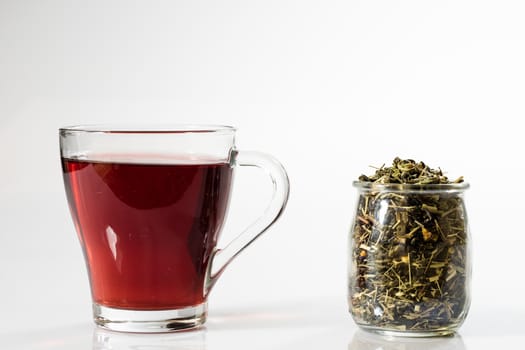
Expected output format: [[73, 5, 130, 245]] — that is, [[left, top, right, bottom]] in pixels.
[[348, 182, 471, 337]]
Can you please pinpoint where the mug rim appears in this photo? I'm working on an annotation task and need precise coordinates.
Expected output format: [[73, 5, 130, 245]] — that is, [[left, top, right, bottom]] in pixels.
[[59, 124, 236, 134]]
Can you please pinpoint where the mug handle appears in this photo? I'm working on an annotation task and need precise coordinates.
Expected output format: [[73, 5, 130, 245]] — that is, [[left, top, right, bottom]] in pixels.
[[205, 150, 290, 294]]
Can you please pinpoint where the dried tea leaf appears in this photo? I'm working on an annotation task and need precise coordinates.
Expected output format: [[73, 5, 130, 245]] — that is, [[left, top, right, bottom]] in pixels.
[[358, 157, 464, 185]]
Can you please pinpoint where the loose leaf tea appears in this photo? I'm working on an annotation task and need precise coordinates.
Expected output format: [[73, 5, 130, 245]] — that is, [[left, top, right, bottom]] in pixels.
[[357, 157, 464, 185], [349, 158, 470, 333]]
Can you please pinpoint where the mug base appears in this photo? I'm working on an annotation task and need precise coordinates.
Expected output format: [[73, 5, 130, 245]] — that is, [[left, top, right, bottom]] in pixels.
[[93, 302, 207, 333]]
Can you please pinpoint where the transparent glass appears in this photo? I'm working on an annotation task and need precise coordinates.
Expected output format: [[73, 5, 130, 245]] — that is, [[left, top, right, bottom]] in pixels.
[[59, 124, 289, 333], [348, 182, 471, 337]]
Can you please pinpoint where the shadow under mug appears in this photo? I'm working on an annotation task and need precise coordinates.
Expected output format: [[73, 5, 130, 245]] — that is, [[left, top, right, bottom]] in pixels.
[[60, 125, 289, 333]]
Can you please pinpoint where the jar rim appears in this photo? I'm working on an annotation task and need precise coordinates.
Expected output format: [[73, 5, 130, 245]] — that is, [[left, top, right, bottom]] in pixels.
[[352, 181, 470, 192]]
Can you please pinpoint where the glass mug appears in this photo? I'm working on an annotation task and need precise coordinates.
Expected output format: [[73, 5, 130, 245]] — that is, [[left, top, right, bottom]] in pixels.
[[60, 125, 289, 333]]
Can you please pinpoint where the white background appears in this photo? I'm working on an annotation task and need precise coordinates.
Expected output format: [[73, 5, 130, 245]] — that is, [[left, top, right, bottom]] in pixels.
[[1, 0, 525, 348]]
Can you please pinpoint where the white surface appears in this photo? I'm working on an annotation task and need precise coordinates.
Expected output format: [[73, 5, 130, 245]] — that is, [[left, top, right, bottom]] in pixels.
[[2, 0, 525, 348], [1, 298, 524, 349]]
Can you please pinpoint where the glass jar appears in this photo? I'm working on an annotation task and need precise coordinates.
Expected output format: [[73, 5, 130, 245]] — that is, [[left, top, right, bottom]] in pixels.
[[348, 182, 471, 337]]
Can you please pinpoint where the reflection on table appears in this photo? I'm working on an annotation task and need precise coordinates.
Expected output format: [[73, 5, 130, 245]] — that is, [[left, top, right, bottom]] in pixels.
[[348, 329, 466, 350], [92, 327, 207, 350]]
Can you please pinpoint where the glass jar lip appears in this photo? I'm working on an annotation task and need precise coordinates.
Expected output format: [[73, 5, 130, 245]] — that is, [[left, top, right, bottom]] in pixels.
[[59, 124, 236, 134], [353, 181, 470, 192]]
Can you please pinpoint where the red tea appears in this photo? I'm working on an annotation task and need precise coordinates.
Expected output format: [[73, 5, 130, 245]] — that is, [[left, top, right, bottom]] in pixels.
[[62, 157, 233, 310]]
